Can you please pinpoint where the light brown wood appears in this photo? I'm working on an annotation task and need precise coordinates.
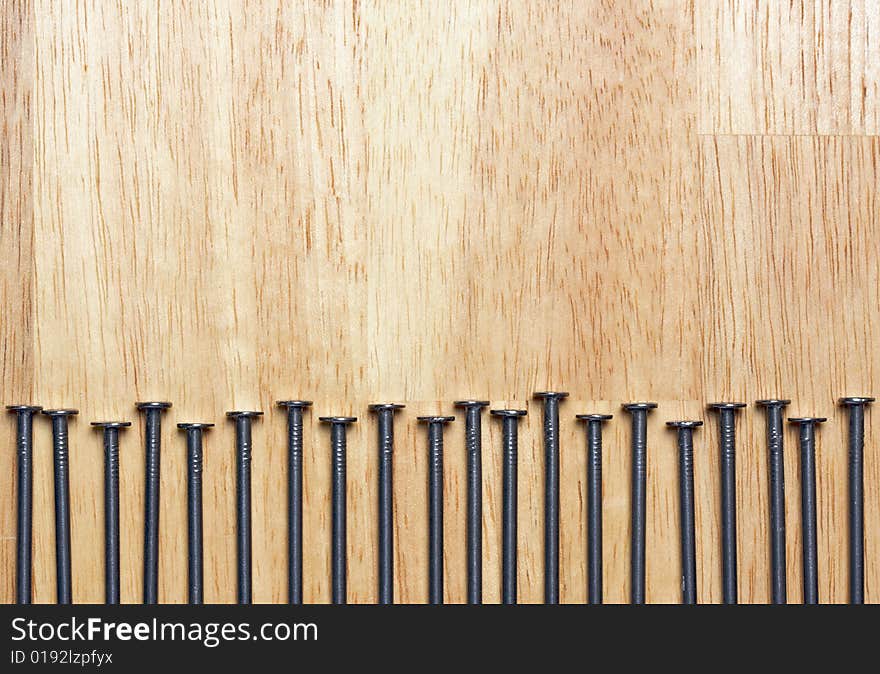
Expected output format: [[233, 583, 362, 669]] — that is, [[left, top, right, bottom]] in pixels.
[[1, 0, 878, 604]]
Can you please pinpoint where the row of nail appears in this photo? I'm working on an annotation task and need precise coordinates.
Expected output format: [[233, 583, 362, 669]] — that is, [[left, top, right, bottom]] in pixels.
[[9, 394, 873, 605]]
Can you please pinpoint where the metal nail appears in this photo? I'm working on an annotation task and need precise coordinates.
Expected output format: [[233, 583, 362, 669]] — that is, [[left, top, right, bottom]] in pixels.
[[136, 401, 172, 605], [277, 401, 313, 605], [534, 391, 568, 604], [667, 420, 702, 605], [6, 405, 43, 604], [319, 416, 357, 605], [707, 402, 746, 604], [418, 415, 454, 605], [491, 409, 527, 605], [8, 405, 42, 604], [177, 423, 213, 605], [91, 421, 131, 605], [756, 398, 790, 604], [454, 400, 489, 604], [368, 403, 404, 605], [43, 409, 78, 604], [622, 402, 657, 605], [788, 416, 827, 605], [226, 410, 263, 605], [576, 413, 613, 605], [839, 396, 874, 605]]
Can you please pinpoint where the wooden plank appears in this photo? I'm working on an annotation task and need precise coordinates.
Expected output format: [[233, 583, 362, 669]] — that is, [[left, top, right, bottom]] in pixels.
[[0, 0, 876, 604], [0, 0, 34, 604], [698, 0, 880, 135]]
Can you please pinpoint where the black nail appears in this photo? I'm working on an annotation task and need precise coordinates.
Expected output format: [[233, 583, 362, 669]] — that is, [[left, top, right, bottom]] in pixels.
[[319, 416, 357, 605], [492, 409, 527, 605], [136, 401, 171, 605], [91, 421, 131, 605], [622, 402, 657, 605], [177, 423, 213, 605], [226, 410, 263, 605], [789, 416, 826, 605], [534, 391, 568, 604], [576, 413, 612, 605], [707, 402, 746, 604], [756, 399, 790, 604], [6, 405, 43, 604], [418, 415, 454, 605], [839, 396, 873, 605], [454, 400, 489, 604], [277, 401, 313, 605], [8, 405, 42, 604], [369, 403, 404, 605], [667, 420, 702, 605], [43, 409, 78, 604]]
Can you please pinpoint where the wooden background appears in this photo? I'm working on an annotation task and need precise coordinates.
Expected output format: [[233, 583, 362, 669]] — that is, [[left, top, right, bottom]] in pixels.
[[1, 0, 878, 604]]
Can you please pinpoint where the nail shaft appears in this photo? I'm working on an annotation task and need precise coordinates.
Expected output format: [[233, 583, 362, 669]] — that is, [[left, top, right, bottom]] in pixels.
[[623, 402, 657, 604], [668, 421, 702, 605], [179, 424, 212, 605], [320, 416, 356, 605], [456, 400, 488, 604], [137, 402, 171, 605], [493, 410, 526, 605], [790, 417, 826, 605], [758, 399, 790, 604], [9, 406, 41, 604], [227, 411, 262, 604], [331, 424, 347, 604], [278, 401, 312, 605], [419, 416, 454, 605], [840, 397, 873, 605], [370, 404, 403, 605], [45, 410, 77, 604], [92, 422, 130, 605], [535, 392, 568, 604], [578, 414, 612, 605], [708, 402, 745, 604]]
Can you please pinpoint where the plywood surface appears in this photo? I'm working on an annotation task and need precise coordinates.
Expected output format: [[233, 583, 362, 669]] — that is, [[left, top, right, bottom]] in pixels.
[[1, 0, 878, 603]]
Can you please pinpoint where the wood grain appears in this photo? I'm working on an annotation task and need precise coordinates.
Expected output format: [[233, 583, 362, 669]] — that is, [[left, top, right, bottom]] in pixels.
[[1, 0, 877, 603]]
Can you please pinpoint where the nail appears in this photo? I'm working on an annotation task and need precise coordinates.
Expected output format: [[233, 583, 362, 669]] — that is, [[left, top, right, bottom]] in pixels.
[[43, 409, 78, 604], [667, 420, 702, 605], [226, 410, 263, 605], [277, 401, 313, 605], [8, 405, 42, 604], [368, 403, 404, 605], [454, 400, 489, 604], [576, 413, 612, 605], [707, 402, 746, 604], [788, 416, 826, 605], [136, 401, 171, 605], [622, 402, 657, 604], [839, 396, 873, 605], [91, 421, 131, 605], [418, 415, 454, 605], [491, 409, 527, 605], [319, 416, 357, 605], [756, 399, 790, 604], [177, 423, 213, 605], [534, 391, 568, 604]]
